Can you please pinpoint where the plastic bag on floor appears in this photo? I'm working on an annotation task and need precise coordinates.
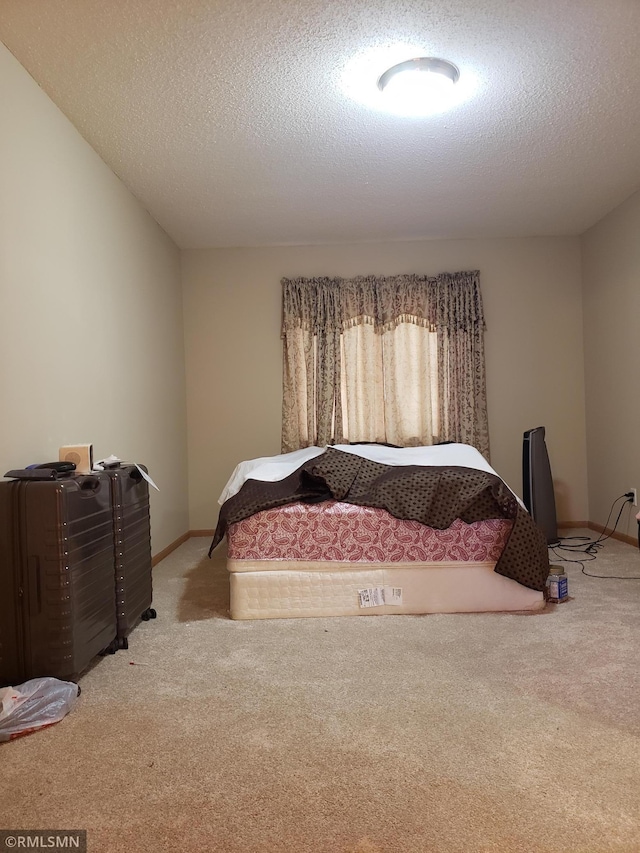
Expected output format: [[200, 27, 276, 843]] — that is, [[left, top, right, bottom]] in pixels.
[[0, 677, 80, 742]]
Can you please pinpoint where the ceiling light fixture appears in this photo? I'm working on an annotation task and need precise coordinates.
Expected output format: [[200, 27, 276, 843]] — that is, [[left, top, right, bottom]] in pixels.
[[377, 57, 460, 115], [341, 47, 474, 116]]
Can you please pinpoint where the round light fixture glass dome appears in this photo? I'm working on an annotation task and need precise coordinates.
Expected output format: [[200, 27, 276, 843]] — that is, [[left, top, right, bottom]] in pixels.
[[377, 57, 460, 115], [340, 46, 475, 117]]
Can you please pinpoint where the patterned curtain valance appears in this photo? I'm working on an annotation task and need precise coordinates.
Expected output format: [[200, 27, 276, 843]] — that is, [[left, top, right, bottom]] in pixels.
[[281, 270, 490, 459], [281, 271, 485, 335]]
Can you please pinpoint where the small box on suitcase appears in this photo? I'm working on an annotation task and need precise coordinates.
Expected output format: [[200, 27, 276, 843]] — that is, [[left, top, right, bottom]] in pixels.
[[0, 475, 118, 686], [105, 465, 155, 649]]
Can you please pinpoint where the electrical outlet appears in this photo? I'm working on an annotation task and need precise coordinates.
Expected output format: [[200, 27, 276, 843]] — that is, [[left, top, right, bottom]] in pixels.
[[630, 488, 637, 506]]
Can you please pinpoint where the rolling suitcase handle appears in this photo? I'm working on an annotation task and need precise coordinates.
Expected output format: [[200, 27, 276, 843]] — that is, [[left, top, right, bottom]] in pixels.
[[28, 557, 42, 615]]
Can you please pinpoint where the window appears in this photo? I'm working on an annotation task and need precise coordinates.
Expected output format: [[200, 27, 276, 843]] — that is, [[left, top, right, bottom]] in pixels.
[[281, 272, 489, 458]]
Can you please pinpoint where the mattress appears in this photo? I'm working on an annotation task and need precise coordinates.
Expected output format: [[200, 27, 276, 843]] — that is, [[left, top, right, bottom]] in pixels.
[[226, 501, 545, 619]]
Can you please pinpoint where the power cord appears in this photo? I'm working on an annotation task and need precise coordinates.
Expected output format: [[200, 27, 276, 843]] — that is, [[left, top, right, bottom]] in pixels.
[[549, 493, 640, 580]]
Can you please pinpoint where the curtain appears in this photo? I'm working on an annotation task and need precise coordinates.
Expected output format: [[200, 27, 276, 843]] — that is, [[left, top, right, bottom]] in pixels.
[[281, 271, 490, 459]]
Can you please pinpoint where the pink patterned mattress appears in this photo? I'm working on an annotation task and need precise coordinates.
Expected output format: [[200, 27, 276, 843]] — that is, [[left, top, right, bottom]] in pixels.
[[227, 500, 512, 563]]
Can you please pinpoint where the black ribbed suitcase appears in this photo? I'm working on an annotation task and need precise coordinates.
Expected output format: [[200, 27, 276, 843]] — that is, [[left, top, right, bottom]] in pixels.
[[0, 483, 22, 686], [106, 465, 155, 650], [0, 475, 118, 686]]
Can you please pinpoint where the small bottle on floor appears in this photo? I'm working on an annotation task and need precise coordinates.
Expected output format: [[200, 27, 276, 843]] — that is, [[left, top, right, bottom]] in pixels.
[[547, 565, 569, 603]]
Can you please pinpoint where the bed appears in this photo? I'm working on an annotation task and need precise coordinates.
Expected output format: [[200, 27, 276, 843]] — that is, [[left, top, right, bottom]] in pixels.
[[209, 443, 549, 620]]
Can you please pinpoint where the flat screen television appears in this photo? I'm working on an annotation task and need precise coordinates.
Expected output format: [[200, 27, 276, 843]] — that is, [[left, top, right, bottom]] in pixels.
[[523, 426, 559, 545]]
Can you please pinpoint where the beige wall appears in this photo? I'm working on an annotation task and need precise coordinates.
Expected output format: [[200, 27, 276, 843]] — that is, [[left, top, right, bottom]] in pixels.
[[183, 238, 588, 531], [582, 189, 640, 540], [0, 43, 189, 554]]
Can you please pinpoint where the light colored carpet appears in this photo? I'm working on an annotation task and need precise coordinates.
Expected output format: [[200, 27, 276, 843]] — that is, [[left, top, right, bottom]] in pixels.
[[1, 530, 639, 853]]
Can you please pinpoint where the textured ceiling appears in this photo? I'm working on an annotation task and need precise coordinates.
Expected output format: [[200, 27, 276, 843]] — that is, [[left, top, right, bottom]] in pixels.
[[2, 0, 640, 248]]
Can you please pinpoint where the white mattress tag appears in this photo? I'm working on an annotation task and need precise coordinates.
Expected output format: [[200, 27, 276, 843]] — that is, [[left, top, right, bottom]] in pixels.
[[383, 587, 403, 605], [358, 587, 403, 607], [358, 588, 385, 608]]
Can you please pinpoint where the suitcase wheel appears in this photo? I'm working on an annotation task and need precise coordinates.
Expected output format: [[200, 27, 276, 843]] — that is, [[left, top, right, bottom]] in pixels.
[[118, 637, 129, 651], [141, 608, 157, 621], [100, 639, 119, 656]]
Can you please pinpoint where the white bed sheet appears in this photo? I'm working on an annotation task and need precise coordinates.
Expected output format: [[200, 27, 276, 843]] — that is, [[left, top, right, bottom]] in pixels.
[[218, 443, 523, 507]]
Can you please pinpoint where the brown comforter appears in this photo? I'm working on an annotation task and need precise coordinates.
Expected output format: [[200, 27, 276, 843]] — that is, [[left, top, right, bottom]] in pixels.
[[209, 448, 550, 592]]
